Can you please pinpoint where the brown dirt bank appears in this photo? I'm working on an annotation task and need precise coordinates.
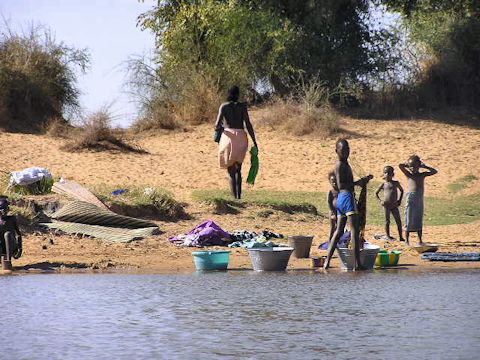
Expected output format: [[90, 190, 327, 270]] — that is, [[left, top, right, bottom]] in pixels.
[[1, 113, 480, 274], [10, 209, 480, 274]]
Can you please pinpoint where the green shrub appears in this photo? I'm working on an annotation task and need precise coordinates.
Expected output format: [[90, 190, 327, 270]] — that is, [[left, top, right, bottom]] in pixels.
[[0, 25, 89, 132], [7, 177, 54, 196]]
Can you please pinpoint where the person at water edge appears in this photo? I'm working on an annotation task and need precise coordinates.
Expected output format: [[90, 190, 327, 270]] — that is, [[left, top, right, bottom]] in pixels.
[[0, 196, 23, 272], [375, 166, 405, 241], [327, 171, 339, 244], [399, 155, 437, 245], [215, 86, 258, 199], [324, 139, 373, 270]]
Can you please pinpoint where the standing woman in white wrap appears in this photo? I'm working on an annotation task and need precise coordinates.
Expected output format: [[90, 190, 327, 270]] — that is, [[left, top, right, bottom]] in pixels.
[[214, 86, 258, 199]]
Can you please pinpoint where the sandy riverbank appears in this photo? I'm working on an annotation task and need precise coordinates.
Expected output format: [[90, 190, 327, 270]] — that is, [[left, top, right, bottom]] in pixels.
[[2, 112, 480, 274]]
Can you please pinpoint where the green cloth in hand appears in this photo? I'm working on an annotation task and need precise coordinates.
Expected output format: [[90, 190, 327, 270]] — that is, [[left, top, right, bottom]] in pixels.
[[247, 146, 259, 185]]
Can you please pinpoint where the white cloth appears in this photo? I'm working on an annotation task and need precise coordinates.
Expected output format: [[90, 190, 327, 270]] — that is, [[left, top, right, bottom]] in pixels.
[[10, 167, 52, 186]]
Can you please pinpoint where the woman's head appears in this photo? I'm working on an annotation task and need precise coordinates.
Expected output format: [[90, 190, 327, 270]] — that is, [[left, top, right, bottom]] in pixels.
[[227, 86, 240, 102]]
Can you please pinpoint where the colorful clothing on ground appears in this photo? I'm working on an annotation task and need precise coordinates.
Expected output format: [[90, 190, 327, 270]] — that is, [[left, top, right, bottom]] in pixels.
[[228, 230, 284, 248], [405, 190, 424, 232], [336, 191, 358, 217], [169, 220, 231, 247]]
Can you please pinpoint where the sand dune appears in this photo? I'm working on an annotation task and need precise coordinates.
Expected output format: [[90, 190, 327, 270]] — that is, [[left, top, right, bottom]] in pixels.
[[2, 114, 479, 199]]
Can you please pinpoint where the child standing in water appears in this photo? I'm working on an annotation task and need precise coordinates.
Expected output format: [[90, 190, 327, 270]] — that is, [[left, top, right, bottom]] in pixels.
[[399, 155, 437, 245], [375, 166, 405, 241], [324, 139, 373, 270]]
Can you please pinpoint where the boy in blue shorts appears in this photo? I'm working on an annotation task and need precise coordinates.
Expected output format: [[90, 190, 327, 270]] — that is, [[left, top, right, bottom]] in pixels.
[[324, 139, 373, 270]]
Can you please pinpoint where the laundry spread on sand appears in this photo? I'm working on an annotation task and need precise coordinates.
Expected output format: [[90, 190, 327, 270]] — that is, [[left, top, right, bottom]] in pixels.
[[229, 230, 285, 248], [9, 167, 52, 186], [169, 220, 231, 247], [42, 221, 159, 243], [169, 224, 285, 248], [421, 252, 480, 262], [41, 200, 160, 242], [230, 230, 283, 241], [50, 201, 157, 229], [374, 234, 395, 241], [52, 179, 109, 210], [112, 189, 128, 196]]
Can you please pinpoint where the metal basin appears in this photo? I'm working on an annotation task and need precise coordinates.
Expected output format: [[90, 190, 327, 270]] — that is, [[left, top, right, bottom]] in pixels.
[[288, 235, 314, 258], [248, 247, 294, 271], [337, 244, 380, 270]]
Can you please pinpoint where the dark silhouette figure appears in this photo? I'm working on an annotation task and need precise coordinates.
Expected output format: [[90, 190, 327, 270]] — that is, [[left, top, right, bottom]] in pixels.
[[215, 86, 258, 199]]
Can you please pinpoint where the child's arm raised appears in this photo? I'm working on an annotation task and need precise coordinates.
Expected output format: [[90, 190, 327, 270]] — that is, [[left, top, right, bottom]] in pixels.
[[420, 162, 438, 176], [354, 174, 374, 187], [399, 163, 412, 177]]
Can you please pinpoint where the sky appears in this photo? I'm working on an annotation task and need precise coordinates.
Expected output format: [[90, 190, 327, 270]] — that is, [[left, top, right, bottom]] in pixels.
[[0, 0, 155, 128]]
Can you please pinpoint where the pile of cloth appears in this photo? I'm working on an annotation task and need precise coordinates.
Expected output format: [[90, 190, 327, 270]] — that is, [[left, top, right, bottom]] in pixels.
[[228, 230, 285, 248], [9, 167, 52, 187], [318, 231, 351, 250], [169, 221, 285, 248], [8, 167, 53, 195], [169, 220, 231, 247]]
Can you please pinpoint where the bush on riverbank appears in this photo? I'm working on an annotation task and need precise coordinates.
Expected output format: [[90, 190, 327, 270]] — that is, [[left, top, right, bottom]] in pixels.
[[0, 25, 89, 133]]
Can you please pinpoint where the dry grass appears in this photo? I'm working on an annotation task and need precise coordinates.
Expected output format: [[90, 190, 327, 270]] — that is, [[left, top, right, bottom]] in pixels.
[[44, 117, 72, 138], [63, 109, 146, 153], [174, 76, 222, 125], [259, 97, 340, 137], [131, 74, 221, 132], [131, 97, 180, 132]]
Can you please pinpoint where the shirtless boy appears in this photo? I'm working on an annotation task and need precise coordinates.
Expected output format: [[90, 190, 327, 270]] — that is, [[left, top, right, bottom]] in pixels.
[[326, 171, 339, 245], [399, 155, 438, 245], [375, 166, 405, 241], [324, 139, 373, 270]]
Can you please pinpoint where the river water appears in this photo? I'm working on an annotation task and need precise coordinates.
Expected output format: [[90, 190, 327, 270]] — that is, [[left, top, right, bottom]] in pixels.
[[2, 269, 480, 360]]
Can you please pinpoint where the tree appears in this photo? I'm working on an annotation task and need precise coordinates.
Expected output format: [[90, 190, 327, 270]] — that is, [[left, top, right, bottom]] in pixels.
[[379, 0, 480, 107], [240, 0, 376, 91]]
